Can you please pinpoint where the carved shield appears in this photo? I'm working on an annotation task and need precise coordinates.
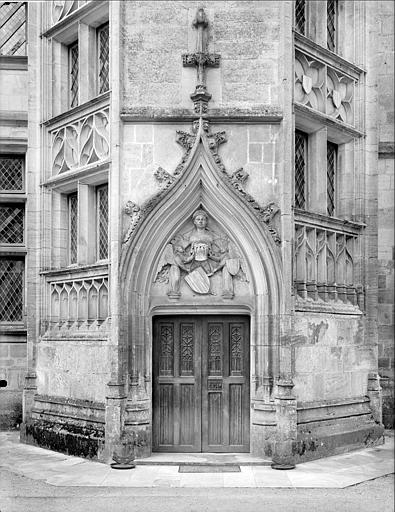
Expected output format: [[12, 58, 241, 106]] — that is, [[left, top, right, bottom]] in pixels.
[[332, 90, 342, 109], [185, 267, 210, 294], [302, 75, 312, 95], [226, 258, 240, 276]]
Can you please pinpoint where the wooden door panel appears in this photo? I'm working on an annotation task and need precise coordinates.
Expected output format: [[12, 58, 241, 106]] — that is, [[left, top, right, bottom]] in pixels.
[[153, 315, 249, 453], [153, 317, 201, 452]]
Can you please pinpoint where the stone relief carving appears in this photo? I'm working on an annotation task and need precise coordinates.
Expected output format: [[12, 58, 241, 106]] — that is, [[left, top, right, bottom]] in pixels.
[[295, 50, 355, 125], [122, 8, 281, 247], [326, 69, 354, 124], [155, 209, 247, 299], [294, 51, 325, 112], [51, 108, 109, 174]]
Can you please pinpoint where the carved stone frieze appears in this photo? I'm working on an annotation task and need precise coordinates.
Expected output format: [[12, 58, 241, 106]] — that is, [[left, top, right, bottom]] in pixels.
[[51, 108, 109, 175]]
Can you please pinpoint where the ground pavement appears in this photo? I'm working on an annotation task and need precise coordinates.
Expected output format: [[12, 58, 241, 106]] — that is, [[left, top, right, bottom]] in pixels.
[[0, 431, 393, 489]]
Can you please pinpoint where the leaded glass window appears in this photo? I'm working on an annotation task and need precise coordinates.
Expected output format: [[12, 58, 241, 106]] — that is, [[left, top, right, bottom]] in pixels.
[[0, 2, 26, 56], [295, 131, 307, 209], [0, 205, 24, 244], [327, 0, 337, 52], [69, 41, 79, 108], [295, 0, 306, 35], [327, 142, 337, 216], [98, 23, 109, 94], [97, 184, 108, 260], [0, 258, 24, 322], [0, 156, 23, 191], [69, 192, 78, 264]]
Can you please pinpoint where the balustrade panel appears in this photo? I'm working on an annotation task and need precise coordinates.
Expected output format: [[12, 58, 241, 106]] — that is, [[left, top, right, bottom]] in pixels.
[[294, 222, 362, 307]]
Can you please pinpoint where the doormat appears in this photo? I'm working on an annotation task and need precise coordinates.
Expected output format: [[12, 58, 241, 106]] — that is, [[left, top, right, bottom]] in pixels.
[[179, 465, 241, 473]]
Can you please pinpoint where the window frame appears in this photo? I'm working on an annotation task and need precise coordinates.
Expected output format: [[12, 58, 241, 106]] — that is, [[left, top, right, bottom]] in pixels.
[[97, 21, 110, 95], [294, 130, 308, 210], [68, 191, 78, 265], [326, 140, 338, 217], [68, 40, 79, 108], [326, 0, 338, 53], [96, 183, 109, 261]]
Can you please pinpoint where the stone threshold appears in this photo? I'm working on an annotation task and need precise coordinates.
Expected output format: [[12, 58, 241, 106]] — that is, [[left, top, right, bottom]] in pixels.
[[135, 452, 271, 466]]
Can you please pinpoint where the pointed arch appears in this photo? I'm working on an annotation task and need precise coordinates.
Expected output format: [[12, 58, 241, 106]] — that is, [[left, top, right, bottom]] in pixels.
[[119, 134, 284, 455]]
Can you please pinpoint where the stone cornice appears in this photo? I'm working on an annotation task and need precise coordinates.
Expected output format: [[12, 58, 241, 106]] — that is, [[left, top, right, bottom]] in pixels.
[[0, 111, 27, 126], [120, 106, 283, 124], [294, 208, 365, 235], [294, 103, 364, 141], [40, 262, 109, 281], [41, 160, 109, 192], [294, 32, 365, 79], [43, 91, 110, 129], [41, 1, 108, 42]]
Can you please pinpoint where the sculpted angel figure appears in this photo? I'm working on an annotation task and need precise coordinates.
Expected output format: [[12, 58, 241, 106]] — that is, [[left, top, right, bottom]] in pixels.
[[156, 209, 244, 298]]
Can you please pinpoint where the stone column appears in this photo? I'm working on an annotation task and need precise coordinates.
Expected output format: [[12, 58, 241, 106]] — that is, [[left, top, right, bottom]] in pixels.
[[99, 380, 127, 463], [271, 379, 297, 470], [367, 373, 383, 424]]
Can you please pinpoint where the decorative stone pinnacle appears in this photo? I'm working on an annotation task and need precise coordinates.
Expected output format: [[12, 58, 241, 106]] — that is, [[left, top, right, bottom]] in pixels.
[[182, 7, 220, 116]]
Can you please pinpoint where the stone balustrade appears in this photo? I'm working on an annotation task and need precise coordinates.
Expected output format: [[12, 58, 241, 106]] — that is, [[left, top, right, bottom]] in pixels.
[[294, 219, 363, 307]]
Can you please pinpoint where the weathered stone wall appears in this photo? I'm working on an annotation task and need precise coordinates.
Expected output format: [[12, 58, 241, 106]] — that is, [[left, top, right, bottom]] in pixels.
[[121, 123, 280, 213], [35, 339, 111, 403], [0, 336, 26, 428], [376, 0, 394, 428], [121, 1, 280, 110], [292, 313, 371, 402], [0, 62, 28, 429]]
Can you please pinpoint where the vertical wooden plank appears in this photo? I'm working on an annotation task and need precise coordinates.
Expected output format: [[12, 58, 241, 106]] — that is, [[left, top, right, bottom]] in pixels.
[[159, 384, 174, 445], [208, 392, 223, 445], [179, 384, 195, 445], [229, 384, 243, 445]]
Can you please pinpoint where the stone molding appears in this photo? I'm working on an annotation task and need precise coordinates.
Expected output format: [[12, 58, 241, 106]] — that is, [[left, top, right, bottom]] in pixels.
[[294, 103, 364, 141], [0, 56, 27, 70], [294, 208, 365, 235], [120, 106, 282, 124], [42, 0, 108, 41], [294, 31, 365, 79], [43, 92, 110, 128]]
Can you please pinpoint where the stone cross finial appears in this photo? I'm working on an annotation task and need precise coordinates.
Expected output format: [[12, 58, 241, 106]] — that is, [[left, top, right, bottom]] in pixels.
[[182, 7, 220, 115]]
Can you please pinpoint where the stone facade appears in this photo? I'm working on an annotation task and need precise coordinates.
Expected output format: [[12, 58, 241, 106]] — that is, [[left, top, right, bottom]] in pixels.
[[0, 1, 28, 429], [376, 0, 394, 429], [0, 1, 392, 466]]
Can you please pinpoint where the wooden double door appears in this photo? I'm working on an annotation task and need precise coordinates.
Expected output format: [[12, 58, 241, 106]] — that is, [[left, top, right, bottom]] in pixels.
[[153, 315, 250, 452]]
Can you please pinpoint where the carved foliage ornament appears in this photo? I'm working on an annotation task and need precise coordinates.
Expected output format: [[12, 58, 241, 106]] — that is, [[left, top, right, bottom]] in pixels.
[[52, 109, 109, 174]]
